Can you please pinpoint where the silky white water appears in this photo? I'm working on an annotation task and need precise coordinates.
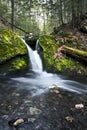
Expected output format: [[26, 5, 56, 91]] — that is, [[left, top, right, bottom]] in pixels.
[[21, 38, 43, 72], [11, 38, 87, 96]]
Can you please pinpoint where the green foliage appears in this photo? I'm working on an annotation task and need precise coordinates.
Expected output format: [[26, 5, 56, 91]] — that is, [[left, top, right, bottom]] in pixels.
[[0, 1, 9, 18]]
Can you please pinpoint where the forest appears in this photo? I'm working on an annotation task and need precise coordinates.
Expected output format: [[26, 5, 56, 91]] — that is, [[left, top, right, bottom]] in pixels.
[[0, 0, 87, 35], [0, 0, 87, 130]]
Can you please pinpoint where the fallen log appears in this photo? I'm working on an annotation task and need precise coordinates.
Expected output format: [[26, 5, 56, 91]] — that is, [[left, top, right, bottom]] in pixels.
[[60, 45, 87, 64]]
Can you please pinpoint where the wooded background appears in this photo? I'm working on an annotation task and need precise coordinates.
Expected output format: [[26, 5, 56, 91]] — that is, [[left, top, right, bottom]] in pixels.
[[0, 0, 87, 35]]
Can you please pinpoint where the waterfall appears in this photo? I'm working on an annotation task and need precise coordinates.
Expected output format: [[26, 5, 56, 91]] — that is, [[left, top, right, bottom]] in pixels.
[[16, 37, 87, 96], [21, 38, 43, 72], [35, 39, 39, 50]]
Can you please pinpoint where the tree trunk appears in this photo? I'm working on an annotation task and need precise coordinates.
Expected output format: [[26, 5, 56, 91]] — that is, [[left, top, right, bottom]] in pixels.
[[60, 0, 63, 25], [71, 0, 76, 28], [11, 0, 14, 30]]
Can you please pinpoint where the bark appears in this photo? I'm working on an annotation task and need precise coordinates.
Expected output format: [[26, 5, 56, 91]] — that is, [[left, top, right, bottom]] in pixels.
[[59, 0, 63, 25], [11, 0, 14, 30], [59, 45, 87, 64]]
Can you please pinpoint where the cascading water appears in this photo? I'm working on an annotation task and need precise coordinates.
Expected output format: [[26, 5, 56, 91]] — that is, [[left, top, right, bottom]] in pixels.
[[35, 39, 39, 51], [11, 37, 87, 96], [21, 38, 43, 72]]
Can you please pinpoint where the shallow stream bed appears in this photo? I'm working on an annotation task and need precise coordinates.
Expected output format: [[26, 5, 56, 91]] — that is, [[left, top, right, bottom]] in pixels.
[[0, 71, 87, 130]]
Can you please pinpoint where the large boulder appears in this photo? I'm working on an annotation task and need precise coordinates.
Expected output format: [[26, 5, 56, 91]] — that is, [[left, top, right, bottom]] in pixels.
[[39, 35, 57, 70], [0, 27, 28, 73], [0, 28, 27, 64]]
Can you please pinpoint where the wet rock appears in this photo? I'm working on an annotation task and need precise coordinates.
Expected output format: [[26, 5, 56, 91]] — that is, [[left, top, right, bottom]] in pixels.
[[27, 107, 42, 115], [50, 89, 60, 94], [8, 118, 25, 127], [28, 118, 36, 123], [8, 117, 36, 130], [75, 103, 84, 109], [49, 84, 57, 88], [65, 116, 74, 122]]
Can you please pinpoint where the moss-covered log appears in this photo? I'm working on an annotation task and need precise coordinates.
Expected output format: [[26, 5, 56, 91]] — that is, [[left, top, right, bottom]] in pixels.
[[61, 45, 87, 64]]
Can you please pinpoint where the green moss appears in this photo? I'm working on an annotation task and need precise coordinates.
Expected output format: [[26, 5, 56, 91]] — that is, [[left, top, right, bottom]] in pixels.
[[39, 35, 87, 75], [39, 35, 58, 71], [65, 46, 87, 57], [0, 28, 27, 64], [39, 35, 57, 52], [55, 57, 80, 72], [0, 56, 28, 74], [9, 57, 28, 71]]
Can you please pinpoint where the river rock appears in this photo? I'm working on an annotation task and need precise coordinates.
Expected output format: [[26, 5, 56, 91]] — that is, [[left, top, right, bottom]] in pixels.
[[8, 118, 25, 127], [27, 107, 42, 115]]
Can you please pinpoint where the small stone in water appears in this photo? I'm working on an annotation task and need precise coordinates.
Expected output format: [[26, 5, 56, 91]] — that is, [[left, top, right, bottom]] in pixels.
[[28, 118, 36, 123], [75, 103, 84, 109], [13, 118, 24, 126], [65, 116, 74, 122], [51, 89, 60, 94], [8, 118, 24, 127], [28, 107, 42, 115], [49, 84, 57, 88]]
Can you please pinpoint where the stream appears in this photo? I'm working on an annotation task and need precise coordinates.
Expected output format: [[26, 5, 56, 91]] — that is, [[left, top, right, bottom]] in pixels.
[[0, 40, 87, 130]]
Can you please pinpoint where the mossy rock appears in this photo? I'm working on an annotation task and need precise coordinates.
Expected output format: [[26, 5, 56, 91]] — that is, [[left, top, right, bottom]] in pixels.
[[54, 56, 87, 75], [0, 56, 28, 74], [39, 35, 57, 70], [0, 28, 27, 64], [39, 35, 87, 75]]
